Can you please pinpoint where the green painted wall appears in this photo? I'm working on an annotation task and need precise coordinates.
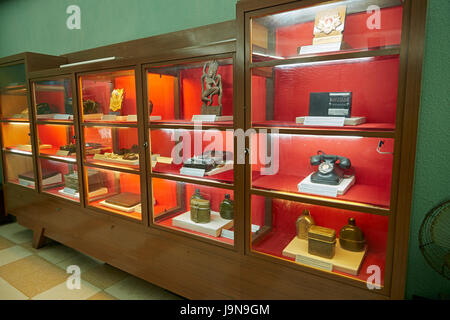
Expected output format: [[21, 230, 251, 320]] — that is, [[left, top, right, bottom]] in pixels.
[[0, 0, 237, 57], [404, 0, 450, 299], [0, 0, 449, 298]]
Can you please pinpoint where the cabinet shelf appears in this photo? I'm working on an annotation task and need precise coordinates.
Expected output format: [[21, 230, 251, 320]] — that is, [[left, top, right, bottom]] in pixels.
[[36, 120, 73, 126], [81, 121, 138, 128], [252, 171, 391, 209], [3, 148, 33, 157], [84, 161, 139, 175], [252, 122, 395, 138], [39, 153, 77, 164], [0, 118, 30, 123], [250, 47, 400, 69], [250, 187, 390, 216], [151, 171, 234, 190], [149, 120, 234, 131]]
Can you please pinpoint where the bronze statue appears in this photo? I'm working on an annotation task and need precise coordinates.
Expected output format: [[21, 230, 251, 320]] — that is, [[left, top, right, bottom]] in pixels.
[[200, 60, 223, 116]]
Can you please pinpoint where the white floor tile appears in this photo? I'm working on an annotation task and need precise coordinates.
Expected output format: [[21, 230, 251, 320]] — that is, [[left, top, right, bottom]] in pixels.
[[36, 242, 79, 265], [0, 277, 28, 300], [0, 223, 33, 244], [0, 245, 33, 267], [105, 276, 168, 300], [31, 280, 101, 300], [56, 252, 103, 273]]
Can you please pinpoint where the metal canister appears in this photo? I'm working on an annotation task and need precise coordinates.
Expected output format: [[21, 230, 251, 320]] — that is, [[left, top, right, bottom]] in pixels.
[[296, 209, 315, 240], [219, 194, 234, 220], [308, 225, 336, 259], [339, 218, 366, 252], [190, 198, 211, 223]]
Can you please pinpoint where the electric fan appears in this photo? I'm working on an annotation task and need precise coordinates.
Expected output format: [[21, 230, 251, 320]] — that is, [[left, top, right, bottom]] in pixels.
[[419, 200, 450, 280]]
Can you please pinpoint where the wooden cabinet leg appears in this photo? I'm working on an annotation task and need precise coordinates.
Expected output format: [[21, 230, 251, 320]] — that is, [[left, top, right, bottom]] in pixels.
[[32, 227, 47, 249]]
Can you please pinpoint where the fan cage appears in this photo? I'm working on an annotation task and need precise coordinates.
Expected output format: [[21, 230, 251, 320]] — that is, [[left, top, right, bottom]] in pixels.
[[419, 200, 450, 280]]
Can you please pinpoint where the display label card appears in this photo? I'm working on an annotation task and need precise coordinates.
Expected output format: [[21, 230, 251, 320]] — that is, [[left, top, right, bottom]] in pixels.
[[63, 187, 77, 195], [56, 150, 70, 156], [18, 179, 34, 187], [296, 255, 333, 272], [298, 42, 342, 55], [180, 167, 205, 177], [192, 114, 216, 122], [102, 114, 117, 121], [221, 229, 234, 240], [303, 116, 345, 127], [251, 224, 261, 233], [54, 114, 72, 120], [127, 115, 137, 122]]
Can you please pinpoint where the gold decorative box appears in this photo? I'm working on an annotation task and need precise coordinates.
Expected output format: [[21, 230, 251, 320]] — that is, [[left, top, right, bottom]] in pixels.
[[308, 225, 336, 259]]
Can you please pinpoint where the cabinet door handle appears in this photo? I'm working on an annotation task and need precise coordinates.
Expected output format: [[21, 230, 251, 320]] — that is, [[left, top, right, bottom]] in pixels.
[[143, 142, 148, 148]]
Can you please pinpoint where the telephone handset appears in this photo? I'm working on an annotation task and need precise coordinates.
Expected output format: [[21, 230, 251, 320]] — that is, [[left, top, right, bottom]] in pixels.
[[310, 151, 351, 185]]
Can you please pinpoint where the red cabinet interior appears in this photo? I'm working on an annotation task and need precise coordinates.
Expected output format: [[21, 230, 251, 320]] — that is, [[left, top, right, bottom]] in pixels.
[[251, 195, 388, 285], [251, 134, 394, 208], [147, 60, 233, 123]]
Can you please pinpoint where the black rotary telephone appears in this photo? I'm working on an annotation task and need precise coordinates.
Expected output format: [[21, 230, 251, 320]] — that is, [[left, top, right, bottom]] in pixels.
[[310, 151, 351, 185]]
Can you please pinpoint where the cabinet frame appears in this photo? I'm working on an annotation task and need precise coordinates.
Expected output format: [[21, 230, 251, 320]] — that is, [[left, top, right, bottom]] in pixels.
[[0, 9, 427, 298]]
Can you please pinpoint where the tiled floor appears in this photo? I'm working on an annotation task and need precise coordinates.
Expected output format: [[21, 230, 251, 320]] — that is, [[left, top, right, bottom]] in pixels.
[[0, 222, 184, 300]]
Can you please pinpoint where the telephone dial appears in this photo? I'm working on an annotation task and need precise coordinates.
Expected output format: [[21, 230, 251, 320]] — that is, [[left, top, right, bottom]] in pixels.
[[310, 151, 352, 185]]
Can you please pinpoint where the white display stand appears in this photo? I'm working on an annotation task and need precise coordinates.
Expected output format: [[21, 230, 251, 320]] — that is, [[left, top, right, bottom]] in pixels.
[[58, 187, 108, 199], [180, 161, 233, 177], [99, 200, 141, 213], [298, 173, 355, 197], [83, 113, 103, 120], [192, 114, 233, 122], [93, 154, 139, 166], [282, 237, 367, 275], [15, 144, 52, 152], [172, 211, 234, 237], [36, 114, 73, 120], [296, 116, 366, 126]]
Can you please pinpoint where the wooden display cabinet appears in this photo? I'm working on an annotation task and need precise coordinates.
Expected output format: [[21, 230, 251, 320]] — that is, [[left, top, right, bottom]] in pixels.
[[237, 0, 427, 298], [0, 53, 67, 202], [0, 3, 427, 299]]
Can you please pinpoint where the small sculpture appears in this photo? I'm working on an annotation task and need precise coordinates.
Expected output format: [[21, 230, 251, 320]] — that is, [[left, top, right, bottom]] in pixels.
[[148, 100, 154, 115], [83, 99, 99, 114], [109, 88, 124, 114], [200, 60, 223, 116]]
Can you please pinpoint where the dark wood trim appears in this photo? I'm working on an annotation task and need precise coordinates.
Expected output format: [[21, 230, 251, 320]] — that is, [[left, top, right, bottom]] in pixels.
[[389, 0, 428, 299], [61, 21, 236, 63], [251, 187, 390, 216], [32, 226, 47, 249], [83, 161, 140, 175], [252, 126, 396, 138], [148, 123, 234, 131], [81, 122, 138, 128]]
